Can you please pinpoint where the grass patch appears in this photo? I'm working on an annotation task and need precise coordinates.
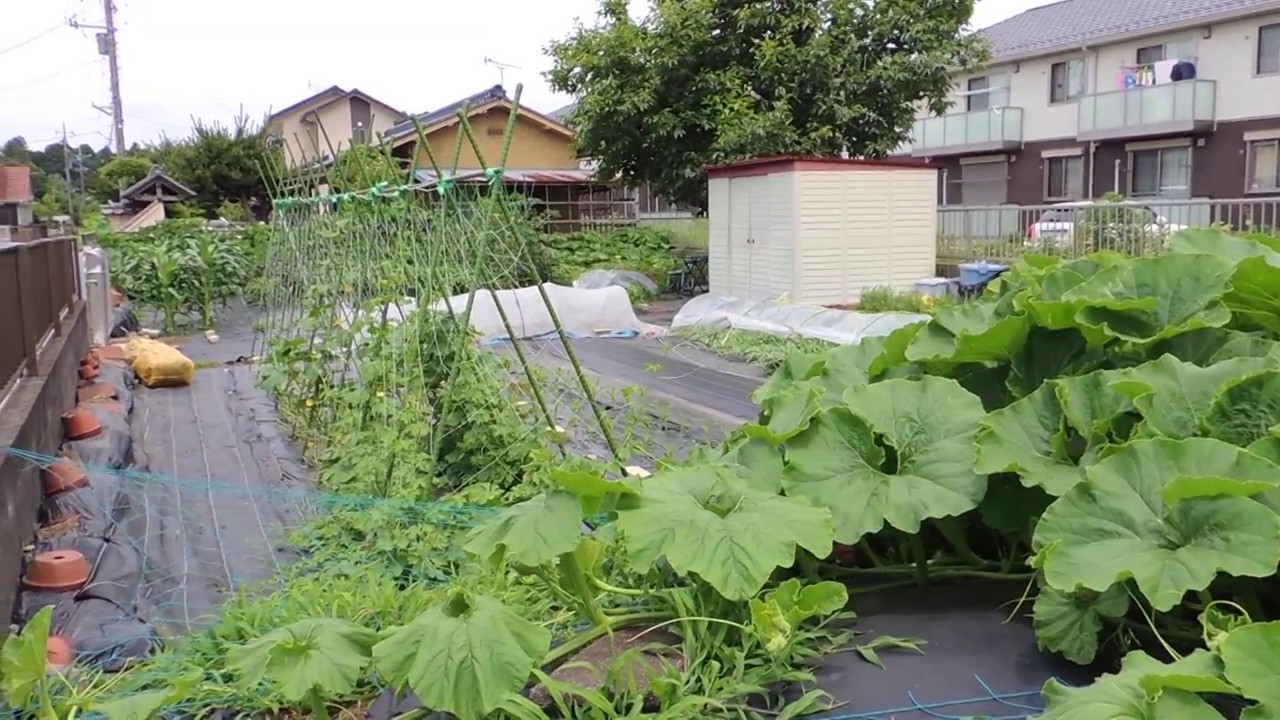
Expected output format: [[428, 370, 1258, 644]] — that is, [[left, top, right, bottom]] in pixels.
[[671, 325, 833, 370], [641, 217, 708, 251]]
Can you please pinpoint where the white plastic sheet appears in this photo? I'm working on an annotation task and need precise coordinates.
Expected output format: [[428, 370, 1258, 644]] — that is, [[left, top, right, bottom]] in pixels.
[[573, 269, 659, 295], [433, 283, 664, 341], [670, 294, 927, 345], [334, 284, 664, 344]]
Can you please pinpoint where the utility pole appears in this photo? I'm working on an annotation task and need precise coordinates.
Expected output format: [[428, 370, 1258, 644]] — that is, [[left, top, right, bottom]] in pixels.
[[103, 0, 125, 154], [71, 1, 125, 154], [62, 123, 77, 224]]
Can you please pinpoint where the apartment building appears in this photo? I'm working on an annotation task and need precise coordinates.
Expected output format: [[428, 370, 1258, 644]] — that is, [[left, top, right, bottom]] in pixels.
[[905, 0, 1280, 206]]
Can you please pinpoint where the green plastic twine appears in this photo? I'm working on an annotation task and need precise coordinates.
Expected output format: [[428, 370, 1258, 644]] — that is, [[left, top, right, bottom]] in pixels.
[[483, 167, 502, 185], [436, 178, 455, 196]]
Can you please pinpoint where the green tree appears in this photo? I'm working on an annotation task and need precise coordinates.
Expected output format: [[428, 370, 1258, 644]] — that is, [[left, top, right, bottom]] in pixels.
[[546, 0, 987, 209], [152, 113, 283, 217], [93, 154, 154, 201]]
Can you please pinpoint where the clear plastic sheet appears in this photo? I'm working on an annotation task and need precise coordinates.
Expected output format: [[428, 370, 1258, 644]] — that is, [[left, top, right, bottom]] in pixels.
[[670, 294, 928, 345], [572, 269, 659, 295]]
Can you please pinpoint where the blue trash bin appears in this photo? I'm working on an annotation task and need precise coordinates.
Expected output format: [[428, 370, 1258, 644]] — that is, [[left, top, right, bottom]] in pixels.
[[957, 261, 1009, 287]]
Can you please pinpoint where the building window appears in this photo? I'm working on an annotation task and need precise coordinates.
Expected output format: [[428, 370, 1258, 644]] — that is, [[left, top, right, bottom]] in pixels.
[[1136, 45, 1165, 65], [1260, 23, 1280, 75], [1129, 147, 1191, 197], [1050, 59, 1086, 103], [1137, 39, 1197, 65], [1247, 139, 1280, 192], [967, 76, 990, 112], [1044, 155, 1085, 200], [957, 160, 1008, 205], [352, 124, 369, 144]]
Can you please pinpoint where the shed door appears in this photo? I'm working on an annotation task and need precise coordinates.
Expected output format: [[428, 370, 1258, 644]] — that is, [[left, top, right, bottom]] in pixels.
[[746, 176, 773, 299], [727, 176, 754, 297]]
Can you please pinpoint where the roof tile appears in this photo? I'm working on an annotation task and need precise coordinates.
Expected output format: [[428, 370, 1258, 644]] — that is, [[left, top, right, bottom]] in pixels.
[[977, 0, 1280, 60]]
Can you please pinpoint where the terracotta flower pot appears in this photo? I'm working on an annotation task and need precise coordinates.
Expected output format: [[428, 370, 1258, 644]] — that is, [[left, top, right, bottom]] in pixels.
[[46, 635, 75, 670], [22, 550, 90, 592], [76, 383, 117, 404], [62, 407, 103, 441], [78, 364, 99, 382], [43, 457, 88, 496]]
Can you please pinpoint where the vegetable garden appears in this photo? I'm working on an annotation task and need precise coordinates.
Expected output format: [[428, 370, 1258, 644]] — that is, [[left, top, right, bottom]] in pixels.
[[6, 96, 1280, 718], [97, 219, 270, 334]]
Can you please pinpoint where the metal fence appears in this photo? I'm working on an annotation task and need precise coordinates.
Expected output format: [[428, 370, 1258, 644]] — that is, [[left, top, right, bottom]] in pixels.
[[0, 236, 80, 396], [938, 197, 1280, 264]]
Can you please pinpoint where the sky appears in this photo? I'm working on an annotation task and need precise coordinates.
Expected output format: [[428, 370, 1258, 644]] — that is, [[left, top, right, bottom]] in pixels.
[[0, 0, 1047, 151]]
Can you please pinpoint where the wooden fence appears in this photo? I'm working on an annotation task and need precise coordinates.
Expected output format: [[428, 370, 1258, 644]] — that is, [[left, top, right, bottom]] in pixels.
[[0, 236, 80, 394]]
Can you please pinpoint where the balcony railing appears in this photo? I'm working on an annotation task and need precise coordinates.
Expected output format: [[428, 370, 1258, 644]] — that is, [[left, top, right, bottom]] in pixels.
[[910, 107, 1023, 157], [1078, 79, 1216, 141]]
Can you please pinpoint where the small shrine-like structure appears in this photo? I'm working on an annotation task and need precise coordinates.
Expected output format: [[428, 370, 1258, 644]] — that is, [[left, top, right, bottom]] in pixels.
[[101, 165, 197, 231]]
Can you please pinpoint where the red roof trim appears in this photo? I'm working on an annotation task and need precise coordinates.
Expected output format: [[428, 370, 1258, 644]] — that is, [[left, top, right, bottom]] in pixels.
[[704, 155, 936, 179]]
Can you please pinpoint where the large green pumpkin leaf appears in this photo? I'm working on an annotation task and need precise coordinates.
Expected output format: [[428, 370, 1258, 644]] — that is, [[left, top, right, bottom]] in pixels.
[[225, 618, 377, 702], [1053, 368, 1131, 441], [616, 465, 833, 600], [1038, 651, 1225, 719], [1153, 327, 1278, 366], [1064, 254, 1236, 344], [753, 381, 822, 440], [464, 491, 583, 569], [1226, 255, 1280, 335], [1032, 438, 1280, 611], [974, 384, 1084, 496], [784, 377, 986, 543], [1032, 584, 1129, 665], [751, 351, 825, 406], [1167, 227, 1280, 264], [1135, 648, 1235, 698], [1219, 620, 1280, 709], [1206, 369, 1280, 447], [718, 434, 785, 493], [904, 302, 1030, 364], [372, 592, 550, 720], [1111, 355, 1273, 439], [1006, 327, 1106, 398]]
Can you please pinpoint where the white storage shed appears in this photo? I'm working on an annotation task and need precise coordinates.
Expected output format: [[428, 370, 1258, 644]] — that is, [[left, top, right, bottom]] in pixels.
[[705, 156, 939, 305]]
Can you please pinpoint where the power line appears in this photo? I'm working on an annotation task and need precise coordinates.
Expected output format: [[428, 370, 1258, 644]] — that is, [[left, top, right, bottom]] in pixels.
[[0, 59, 98, 93], [0, 23, 65, 57]]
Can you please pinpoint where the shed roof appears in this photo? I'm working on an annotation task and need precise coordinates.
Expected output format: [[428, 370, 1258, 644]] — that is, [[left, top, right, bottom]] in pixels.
[[704, 156, 935, 179], [120, 165, 196, 201], [977, 0, 1280, 63]]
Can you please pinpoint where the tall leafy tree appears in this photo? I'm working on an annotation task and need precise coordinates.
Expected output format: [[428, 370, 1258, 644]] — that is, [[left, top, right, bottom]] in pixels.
[[151, 113, 283, 217], [546, 0, 987, 209], [93, 154, 154, 201]]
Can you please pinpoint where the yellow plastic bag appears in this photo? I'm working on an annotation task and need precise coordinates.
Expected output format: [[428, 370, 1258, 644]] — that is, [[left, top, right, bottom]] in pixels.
[[125, 337, 195, 388]]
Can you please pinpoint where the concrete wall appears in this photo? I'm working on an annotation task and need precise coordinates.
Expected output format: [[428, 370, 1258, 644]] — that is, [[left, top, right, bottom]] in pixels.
[[0, 303, 87, 625]]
